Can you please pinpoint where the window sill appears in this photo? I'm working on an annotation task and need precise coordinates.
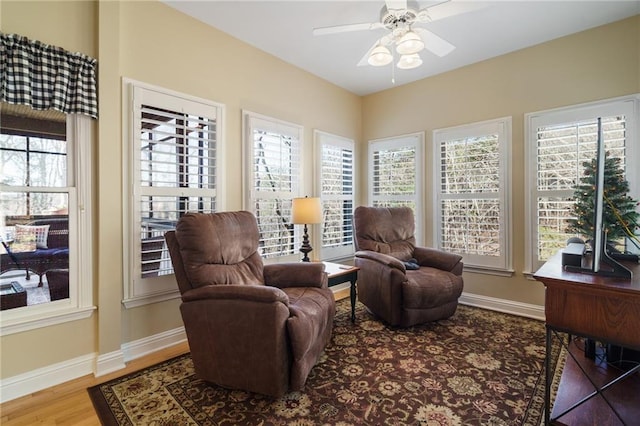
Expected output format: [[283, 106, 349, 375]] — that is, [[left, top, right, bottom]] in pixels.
[[0, 305, 96, 336], [462, 265, 515, 277], [320, 254, 355, 264], [122, 289, 180, 309]]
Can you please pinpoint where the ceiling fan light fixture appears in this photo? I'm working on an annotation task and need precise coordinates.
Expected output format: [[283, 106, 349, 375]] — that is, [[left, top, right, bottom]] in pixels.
[[396, 30, 424, 55], [397, 53, 423, 70], [368, 45, 393, 66]]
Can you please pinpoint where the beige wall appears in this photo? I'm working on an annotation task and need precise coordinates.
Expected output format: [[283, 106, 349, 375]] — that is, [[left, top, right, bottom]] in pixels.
[[1, 0, 99, 378], [1, 0, 97, 57], [0, 0, 638, 387], [363, 15, 640, 306], [0, 0, 361, 379]]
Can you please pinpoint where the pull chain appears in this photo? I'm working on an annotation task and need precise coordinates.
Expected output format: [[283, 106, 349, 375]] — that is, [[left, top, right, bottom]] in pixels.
[[391, 50, 396, 85]]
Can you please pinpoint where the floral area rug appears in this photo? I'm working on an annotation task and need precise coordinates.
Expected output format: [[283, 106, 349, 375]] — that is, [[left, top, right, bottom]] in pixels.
[[88, 300, 562, 425]]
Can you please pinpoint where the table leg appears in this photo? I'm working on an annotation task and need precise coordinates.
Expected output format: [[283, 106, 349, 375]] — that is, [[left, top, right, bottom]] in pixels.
[[545, 325, 552, 426], [350, 277, 356, 323]]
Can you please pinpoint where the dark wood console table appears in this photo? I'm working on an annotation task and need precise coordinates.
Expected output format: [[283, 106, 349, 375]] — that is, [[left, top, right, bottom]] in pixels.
[[533, 252, 640, 425]]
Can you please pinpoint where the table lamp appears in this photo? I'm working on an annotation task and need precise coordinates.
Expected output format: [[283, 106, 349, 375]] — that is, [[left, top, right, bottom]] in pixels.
[[292, 196, 322, 262]]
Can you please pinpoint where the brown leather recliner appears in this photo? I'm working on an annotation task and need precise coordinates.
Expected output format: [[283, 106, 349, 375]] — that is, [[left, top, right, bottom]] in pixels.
[[354, 206, 464, 327], [165, 211, 336, 397]]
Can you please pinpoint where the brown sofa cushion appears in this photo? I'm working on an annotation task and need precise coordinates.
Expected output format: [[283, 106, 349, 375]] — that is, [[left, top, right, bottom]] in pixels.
[[284, 286, 336, 390], [403, 268, 463, 309], [264, 262, 327, 289], [175, 211, 265, 288], [354, 206, 415, 260]]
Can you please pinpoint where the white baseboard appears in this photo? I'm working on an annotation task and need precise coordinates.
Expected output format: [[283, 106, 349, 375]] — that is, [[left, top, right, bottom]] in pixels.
[[459, 292, 545, 321], [121, 326, 187, 362], [95, 349, 126, 377], [1, 326, 187, 403], [0, 353, 95, 404]]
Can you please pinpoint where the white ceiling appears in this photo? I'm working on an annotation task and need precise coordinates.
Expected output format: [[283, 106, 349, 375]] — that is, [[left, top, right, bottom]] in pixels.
[[163, 0, 640, 96]]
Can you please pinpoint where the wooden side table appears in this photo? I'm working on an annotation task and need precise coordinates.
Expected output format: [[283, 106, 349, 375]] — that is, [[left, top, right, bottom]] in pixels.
[[533, 251, 640, 425], [323, 261, 359, 323]]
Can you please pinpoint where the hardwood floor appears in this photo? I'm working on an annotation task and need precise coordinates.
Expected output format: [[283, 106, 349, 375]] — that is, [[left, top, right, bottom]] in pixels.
[[0, 342, 190, 425], [551, 337, 640, 425]]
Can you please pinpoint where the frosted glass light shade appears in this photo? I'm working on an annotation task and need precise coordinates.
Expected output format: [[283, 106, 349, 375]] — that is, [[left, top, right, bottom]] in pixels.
[[396, 31, 424, 55], [368, 45, 392, 66], [292, 197, 322, 224], [397, 53, 423, 70]]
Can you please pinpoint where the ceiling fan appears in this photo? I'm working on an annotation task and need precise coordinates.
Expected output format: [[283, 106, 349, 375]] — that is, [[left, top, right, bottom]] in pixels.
[[313, 0, 474, 70]]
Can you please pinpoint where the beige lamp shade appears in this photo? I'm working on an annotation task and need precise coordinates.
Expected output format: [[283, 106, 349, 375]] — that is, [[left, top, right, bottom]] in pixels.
[[397, 53, 423, 70], [368, 45, 393, 67], [396, 30, 424, 55], [292, 197, 322, 224]]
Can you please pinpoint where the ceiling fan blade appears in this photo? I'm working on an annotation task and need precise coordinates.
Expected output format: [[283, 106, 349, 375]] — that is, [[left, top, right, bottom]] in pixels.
[[313, 22, 383, 36], [418, 0, 487, 23], [414, 28, 455, 57]]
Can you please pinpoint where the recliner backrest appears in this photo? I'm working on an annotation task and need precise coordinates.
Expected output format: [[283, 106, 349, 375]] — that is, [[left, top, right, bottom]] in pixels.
[[173, 211, 265, 289], [354, 206, 416, 260]]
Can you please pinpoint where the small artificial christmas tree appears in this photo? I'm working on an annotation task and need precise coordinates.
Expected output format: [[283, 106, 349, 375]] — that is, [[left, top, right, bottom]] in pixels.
[[566, 153, 640, 251]]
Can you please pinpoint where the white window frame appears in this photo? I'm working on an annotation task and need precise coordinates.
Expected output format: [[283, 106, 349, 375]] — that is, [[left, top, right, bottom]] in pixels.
[[368, 132, 424, 244], [242, 111, 303, 262], [0, 114, 94, 336], [122, 79, 225, 307], [433, 117, 512, 274], [525, 95, 639, 273], [314, 130, 356, 261]]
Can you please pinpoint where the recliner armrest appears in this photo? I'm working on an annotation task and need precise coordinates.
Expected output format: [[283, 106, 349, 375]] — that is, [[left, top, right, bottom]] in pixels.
[[264, 262, 328, 289], [414, 246, 463, 274], [181, 284, 289, 305], [355, 250, 406, 272]]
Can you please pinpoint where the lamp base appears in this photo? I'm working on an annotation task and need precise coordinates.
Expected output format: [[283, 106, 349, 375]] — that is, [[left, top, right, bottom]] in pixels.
[[299, 224, 313, 262]]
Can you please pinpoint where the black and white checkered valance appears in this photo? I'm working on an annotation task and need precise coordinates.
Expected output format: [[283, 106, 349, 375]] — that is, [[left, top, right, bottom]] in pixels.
[[0, 33, 98, 119]]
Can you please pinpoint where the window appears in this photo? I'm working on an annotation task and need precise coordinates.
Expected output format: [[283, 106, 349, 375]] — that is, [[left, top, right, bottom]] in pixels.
[[525, 96, 639, 272], [0, 103, 94, 335], [434, 117, 512, 272], [123, 80, 224, 307], [315, 130, 355, 260], [243, 111, 302, 260], [368, 133, 423, 241]]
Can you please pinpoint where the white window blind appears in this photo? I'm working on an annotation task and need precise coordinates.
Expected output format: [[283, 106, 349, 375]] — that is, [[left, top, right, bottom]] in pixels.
[[139, 105, 217, 277], [525, 96, 638, 272], [535, 117, 626, 262], [368, 133, 423, 241], [434, 118, 511, 271], [125, 81, 223, 306], [244, 112, 302, 259], [316, 131, 355, 260]]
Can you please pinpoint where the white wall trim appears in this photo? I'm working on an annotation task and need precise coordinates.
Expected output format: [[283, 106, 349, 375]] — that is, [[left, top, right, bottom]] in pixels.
[[459, 292, 545, 321], [95, 349, 126, 377], [1, 326, 188, 403], [122, 289, 180, 309], [121, 326, 186, 362], [0, 306, 95, 336], [0, 353, 95, 404]]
